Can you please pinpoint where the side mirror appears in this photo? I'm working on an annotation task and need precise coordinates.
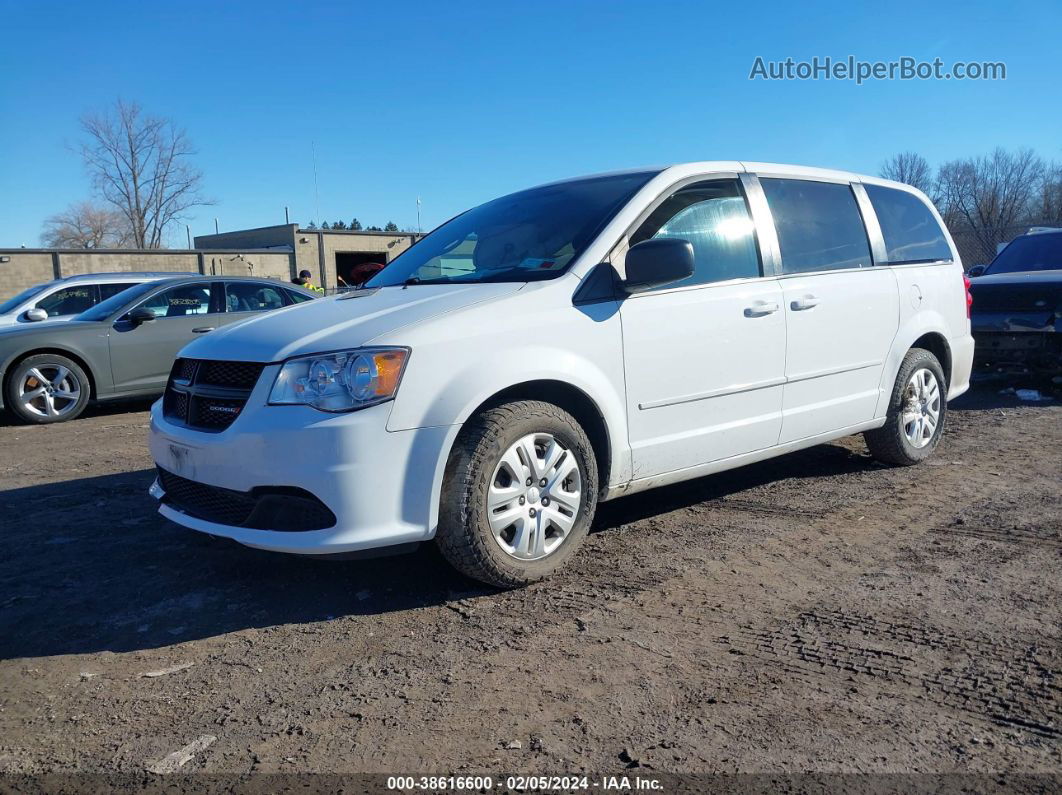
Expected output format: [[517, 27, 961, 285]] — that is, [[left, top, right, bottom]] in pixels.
[[967, 264, 987, 278], [24, 308, 49, 322], [621, 238, 695, 293], [128, 307, 157, 326]]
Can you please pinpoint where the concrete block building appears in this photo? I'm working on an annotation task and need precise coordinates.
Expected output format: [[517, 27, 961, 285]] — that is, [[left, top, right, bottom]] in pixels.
[[194, 225, 422, 290], [0, 225, 423, 302]]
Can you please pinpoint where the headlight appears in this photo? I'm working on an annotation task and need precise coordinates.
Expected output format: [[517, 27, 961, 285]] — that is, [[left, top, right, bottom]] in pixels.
[[268, 347, 409, 412]]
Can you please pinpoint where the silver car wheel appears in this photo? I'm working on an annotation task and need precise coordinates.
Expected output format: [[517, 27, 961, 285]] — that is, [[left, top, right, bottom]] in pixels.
[[901, 367, 941, 449], [486, 432, 582, 561], [17, 364, 82, 419]]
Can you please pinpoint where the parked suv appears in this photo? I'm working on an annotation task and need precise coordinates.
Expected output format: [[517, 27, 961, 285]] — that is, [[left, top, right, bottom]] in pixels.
[[149, 162, 974, 587], [0, 272, 182, 326]]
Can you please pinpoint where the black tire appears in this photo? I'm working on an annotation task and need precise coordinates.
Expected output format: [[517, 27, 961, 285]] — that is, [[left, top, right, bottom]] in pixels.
[[864, 348, 947, 466], [436, 400, 599, 588], [5, 354, 91, 424]]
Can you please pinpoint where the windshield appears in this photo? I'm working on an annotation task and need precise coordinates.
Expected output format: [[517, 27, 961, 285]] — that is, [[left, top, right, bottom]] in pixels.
[[74, 281, 160, 321], [366, 171, 659, 287], [0, 285, 48, 314], [987, 233, 1062, 275]]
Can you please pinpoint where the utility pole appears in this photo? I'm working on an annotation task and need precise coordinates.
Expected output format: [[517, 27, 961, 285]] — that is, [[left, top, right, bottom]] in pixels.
[[417, 196, 422, 234], [214, 217, 219, 235], [186, 225, 192, 249], [285, 206, 290, 225], [312, 141, 321, 227]]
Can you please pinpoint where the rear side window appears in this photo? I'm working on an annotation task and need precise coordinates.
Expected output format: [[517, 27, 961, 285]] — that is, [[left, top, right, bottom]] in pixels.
[[761, 178, 872, 273], [35, 285, 98, 316], [286, 289, 314, 303], [629, 179, 761, 288], [865, 184, 952, 264]]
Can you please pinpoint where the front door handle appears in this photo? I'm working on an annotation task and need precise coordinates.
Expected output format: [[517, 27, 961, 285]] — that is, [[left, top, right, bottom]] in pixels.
[[744, 301, 779, 317], [790, 295, 820, 311], [192, 326, 216, 333]]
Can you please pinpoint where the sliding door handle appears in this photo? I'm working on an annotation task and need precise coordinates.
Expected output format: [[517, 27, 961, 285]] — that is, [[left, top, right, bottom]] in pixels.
[[744, 301, 779, 317], [790, 296, 820, 311]]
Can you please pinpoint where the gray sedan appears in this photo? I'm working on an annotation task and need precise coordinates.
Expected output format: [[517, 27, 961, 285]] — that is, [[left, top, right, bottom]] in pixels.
[[0, 275, 316, 423]]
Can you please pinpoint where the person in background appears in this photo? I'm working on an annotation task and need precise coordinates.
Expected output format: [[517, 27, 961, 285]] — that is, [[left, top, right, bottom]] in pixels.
[[292, 270, 324, 293]]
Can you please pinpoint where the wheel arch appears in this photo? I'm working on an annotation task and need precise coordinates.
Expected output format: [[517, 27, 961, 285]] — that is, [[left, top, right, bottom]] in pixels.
[[910, 332, 952, 385], [877, 319, 954, 418], [2, 347, 99, 404], [461, 379, 613, 501]]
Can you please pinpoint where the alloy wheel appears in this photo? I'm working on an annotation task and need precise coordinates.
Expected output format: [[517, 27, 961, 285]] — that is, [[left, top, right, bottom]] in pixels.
[[17, 364, 82, 419], [901, 367, 941, 449]]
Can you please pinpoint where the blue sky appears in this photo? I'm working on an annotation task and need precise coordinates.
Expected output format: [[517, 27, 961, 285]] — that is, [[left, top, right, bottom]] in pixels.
[[1, 0, 1059, 247]]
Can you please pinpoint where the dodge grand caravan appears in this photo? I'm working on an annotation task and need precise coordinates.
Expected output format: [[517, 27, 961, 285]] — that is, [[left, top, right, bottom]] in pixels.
[[149, 162, 975, 587]]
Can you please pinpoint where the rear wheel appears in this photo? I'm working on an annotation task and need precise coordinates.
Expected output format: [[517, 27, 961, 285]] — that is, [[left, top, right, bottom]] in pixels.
[[5, 354, 91, 424], [864, 348, 946, 465], [436, 400, 598, 588]]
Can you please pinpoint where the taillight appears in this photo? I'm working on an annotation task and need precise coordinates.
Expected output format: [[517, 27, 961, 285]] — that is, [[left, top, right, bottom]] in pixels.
[[963, 274, 973, 319]]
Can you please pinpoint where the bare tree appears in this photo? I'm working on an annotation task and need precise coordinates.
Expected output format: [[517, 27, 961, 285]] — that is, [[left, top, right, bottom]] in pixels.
[[880, 152, 935, 196], [936, 148, 1044, 262], [79, 100, 210, 248], [1034, 163, 1062, 226], [40, 201, 133, 248]]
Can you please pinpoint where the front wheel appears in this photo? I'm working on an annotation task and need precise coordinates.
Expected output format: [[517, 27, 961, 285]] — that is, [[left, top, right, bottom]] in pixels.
[[5, 354, 91, 424], [436, 400, 599, 588], [864, 348, 947, 465]]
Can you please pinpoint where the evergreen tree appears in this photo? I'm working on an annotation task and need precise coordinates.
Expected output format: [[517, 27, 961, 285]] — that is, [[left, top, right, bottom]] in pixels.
[[306, 221, 317, 230], [384, 221, 399, 231], [350, 218, 363, 230], [332, 220, 347, 230]]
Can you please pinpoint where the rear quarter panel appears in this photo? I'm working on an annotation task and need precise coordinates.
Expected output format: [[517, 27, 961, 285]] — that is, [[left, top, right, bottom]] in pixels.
[[880, 260, 972, 411]]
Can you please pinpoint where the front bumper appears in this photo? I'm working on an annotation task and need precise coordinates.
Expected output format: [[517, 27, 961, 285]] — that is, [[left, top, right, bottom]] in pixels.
[[148, 382, 455, 555]]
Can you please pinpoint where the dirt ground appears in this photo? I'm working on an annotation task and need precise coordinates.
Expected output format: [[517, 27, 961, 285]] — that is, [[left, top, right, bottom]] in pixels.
[[0, 386, 1059, 782]]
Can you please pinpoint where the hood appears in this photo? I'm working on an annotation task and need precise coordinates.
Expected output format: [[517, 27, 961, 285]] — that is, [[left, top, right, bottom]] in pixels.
[[180, 283, 525, 362], [969, 270, 1061, 332], [0, 318, 102, 339]]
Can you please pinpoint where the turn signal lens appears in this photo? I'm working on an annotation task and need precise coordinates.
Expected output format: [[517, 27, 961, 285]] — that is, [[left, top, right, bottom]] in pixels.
[[371, 350, 407, 397]]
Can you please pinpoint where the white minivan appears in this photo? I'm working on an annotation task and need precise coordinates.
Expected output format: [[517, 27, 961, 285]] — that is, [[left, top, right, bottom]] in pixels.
[[149, 162, 975, 587]]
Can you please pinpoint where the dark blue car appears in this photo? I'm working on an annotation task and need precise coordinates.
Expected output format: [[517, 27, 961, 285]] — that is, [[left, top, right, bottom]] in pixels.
[[968, 230, 1062, 376]]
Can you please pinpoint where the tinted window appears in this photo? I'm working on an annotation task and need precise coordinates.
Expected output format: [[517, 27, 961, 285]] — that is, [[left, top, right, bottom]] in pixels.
[[286, 289, 314, 303], [136, 283, 213, 318], [987, 233, 1062, 274], [761, 178, 872, 273], [99, 282, 139, 301], [225, 282, 288, 312], [865, 184, 951, 264], [629, 180, 761, 288], [75, 281, 159, 322], [366, 171, 659, 286], [35, 285, 98, 316]]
